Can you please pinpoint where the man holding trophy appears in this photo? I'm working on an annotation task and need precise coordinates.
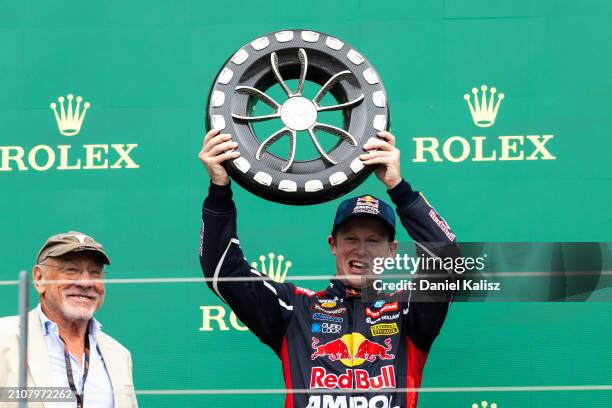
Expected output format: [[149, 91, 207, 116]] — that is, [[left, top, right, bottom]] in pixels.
[[198, 126, 459, 408]]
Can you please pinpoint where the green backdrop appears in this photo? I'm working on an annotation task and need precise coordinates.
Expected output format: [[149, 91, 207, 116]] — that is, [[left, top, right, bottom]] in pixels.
[[1, 1, 611, 407]]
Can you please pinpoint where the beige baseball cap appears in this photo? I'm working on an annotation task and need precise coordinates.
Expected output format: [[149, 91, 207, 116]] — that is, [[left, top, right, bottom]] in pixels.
[[37, 231, 110, 265]]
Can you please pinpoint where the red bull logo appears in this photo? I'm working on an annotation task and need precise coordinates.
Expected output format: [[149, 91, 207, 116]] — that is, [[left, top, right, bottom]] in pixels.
[[309, 365, 396, 390], [354, 195, 380, 215], [311, 333, 395, 367], [311, 337, 352, 361], [354, 338, 395, 361]]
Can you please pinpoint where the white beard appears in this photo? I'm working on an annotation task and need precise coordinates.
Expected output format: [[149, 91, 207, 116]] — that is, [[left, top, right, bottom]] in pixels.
[[61, 299, 97, 321], [47, 292, 99, 322]]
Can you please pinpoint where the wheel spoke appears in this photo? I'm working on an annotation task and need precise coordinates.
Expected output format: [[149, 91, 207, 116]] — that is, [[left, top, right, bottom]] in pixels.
[[256, 127, 291, 159], [232, 112, 280, 122], [282, 131, 297, 172], [235, 86, 281, 109], [271, 52, 293, 97], [313, 70, 352, 105], [313, 123, 357, 146], [307, 127, 338, 165], [317, 94, 365, 112], [295, 48, 308, 96]]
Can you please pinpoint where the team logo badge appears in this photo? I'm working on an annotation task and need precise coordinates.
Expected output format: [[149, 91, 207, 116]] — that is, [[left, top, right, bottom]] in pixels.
[[310, 333, 395, 367], [353, 195, 380, 215]]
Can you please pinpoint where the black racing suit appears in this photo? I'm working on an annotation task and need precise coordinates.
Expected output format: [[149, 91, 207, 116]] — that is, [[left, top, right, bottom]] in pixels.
[[199, 179, 459, 408]]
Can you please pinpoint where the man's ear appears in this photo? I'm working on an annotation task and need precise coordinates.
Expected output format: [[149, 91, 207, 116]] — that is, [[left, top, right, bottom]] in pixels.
[[328, 235, 337, 256], [388, 241, 398, 257], [33, 264, 46, 295]]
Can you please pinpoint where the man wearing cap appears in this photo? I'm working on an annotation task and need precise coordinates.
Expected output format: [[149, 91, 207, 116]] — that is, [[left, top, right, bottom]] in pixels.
[[0, 232, 138, 408], [198, 129, 459, 408]]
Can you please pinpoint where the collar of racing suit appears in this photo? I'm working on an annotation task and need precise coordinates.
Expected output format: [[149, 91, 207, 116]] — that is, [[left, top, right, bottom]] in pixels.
[[322, 279, 363, 299]]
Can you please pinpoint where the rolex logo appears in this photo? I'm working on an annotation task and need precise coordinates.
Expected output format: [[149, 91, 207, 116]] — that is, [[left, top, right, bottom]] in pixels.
[[412, 83, 555, 163], [0, 93, 140, 172], [50, 93, 91, 136], [472, 401, 498, 408], [251, 252, 293, 283], [464, 85, 504, 128]]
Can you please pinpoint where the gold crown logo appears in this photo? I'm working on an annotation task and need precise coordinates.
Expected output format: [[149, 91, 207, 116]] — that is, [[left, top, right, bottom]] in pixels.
[[472, 401, 498, 408], [464, 85, 504, 128], [50, 93, 91, 136], [251, 252, 292, 283]]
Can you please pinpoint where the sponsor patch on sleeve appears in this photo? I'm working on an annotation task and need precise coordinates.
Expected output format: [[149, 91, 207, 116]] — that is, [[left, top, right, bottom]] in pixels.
[[428, 208, 456, 242], [295, 286, 315, 297]]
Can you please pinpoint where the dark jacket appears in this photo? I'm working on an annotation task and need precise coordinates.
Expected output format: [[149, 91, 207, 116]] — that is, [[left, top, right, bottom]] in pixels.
[[199, 180, 459, 408]]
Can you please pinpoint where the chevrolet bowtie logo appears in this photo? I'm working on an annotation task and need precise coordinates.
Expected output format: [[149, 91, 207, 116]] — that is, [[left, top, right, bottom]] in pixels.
[[50, 93, 91, 136], [464, 85, 504, 128]]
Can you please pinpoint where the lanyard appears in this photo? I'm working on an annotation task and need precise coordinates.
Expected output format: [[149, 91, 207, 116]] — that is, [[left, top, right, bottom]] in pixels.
[[62, 327, 91, 408]]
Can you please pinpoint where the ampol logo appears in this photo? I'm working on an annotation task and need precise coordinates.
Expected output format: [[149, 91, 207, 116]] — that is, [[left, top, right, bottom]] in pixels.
[[200, 252, 292, 332], [0, 92, 139, 172], [412, 84, 555, 163]]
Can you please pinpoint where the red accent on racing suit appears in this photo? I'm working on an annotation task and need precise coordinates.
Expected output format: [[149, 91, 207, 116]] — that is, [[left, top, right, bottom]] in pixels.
[[200, 179, 459, 408]]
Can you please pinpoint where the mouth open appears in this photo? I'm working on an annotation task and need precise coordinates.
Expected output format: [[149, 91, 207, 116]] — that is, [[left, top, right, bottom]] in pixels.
[[65, 293, 96, 303], [348, 260, 370, 274]]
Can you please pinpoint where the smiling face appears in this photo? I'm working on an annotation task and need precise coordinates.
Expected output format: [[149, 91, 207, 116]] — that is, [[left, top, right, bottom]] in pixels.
[[328, 217, 397, 289], [34, 252, 105, 323]]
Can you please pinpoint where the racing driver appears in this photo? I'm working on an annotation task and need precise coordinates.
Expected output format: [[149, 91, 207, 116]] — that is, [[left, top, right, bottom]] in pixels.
[[198, 128, 459, 408]]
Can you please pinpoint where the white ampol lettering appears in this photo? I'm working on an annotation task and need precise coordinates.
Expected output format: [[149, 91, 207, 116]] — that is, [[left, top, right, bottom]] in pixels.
[[305, 395, 398, 408]]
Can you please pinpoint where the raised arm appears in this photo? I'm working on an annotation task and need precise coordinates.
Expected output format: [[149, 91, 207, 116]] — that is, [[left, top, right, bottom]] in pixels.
[[198, 130, 294, 353], [361, 131, 460, 352]]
